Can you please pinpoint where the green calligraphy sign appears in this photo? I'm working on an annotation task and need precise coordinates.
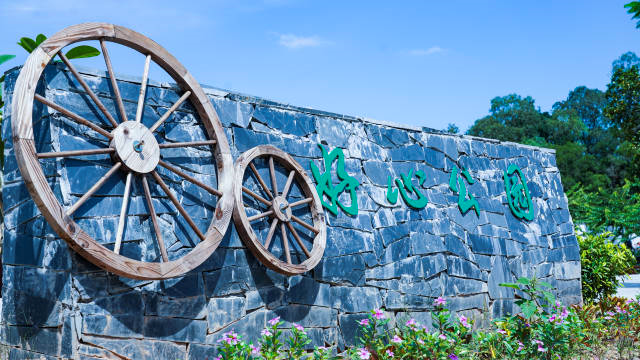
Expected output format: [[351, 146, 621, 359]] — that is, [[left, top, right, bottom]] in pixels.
[[449, 166, 480, 216], [386, 169, 428, 209], [504, 164, 534, 221], [310, 144, 360, 216]]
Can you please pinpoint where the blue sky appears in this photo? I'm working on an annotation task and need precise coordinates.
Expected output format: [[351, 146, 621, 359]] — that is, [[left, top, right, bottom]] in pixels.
[[1, 0, 639, 131]]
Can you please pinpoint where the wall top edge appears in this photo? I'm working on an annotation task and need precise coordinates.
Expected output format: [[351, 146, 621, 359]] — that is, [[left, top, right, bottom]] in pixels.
[[3, 65, 556, 154]]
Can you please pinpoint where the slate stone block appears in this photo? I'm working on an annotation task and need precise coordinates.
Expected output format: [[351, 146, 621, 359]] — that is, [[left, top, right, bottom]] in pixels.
[[411, 233, 446, 255], [488, 257, 514, 299], [444, 276, 486, 296], [317, 116, 351, 148], [317, 255, 366, 286], [246, 286, 285, 311], [421, 253, 447, 279], [207, 297, 246, 332], [447, 257, 485, 281], [286, 275, 332, 307], [143, 316, 207, 343], [82, 314, 143, 338], [362, 160, 394, 186], [252, 106, 315, 137], [330, 287, 382, 313]]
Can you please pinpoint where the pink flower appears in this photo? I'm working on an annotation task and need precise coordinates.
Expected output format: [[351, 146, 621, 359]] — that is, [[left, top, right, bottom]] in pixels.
[[386, 349, 394, 358], [293, 323, 305, 333], [359, 318, 370, 326], [626, 299, 634, 305], [497, 329, 507, 335], [392, 335, 403, 343], [517, 341, 524, 352], [261, 328, 272, 337], [268, 316, 280, 326], [405, 318, 417, 328], [250, 344, 260, 355], [533, 339, 546, 352], [458, 315, 470, 329], [373, 309, 385, 320], [438, 333, 447, 340], [358, 347, 371, 360], [417, 338, 425, 345], [560, 307, 569, 319], [549, 314, 556, 322], [214, 356, 222, 360], [449, 355, 459, 360], [434, 297, 446, 306], [218, 331, 239, 345]]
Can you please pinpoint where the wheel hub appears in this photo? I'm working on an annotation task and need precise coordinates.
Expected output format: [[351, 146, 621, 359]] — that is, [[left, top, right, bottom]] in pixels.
[[111, 121, 160, 174], [272, 196, 292, 222]]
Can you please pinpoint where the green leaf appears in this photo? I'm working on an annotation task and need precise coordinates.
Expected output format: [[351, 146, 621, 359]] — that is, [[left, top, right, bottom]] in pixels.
[[17, 37, 37, 53], [521, 301, 537, 319], [35, 34, 47, 46], [0, 55, 16, 66], [65, 45, 100, 60], [499, 283, 520, 290], [542, 291, 556, 304], [517, 277, 531, 286], [539, 281, 553, 288]]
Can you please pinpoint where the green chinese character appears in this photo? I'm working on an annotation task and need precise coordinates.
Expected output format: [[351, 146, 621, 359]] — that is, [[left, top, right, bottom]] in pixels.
[[504, 164, 534, 221], [449, 166, 480, 216], [310, 144, 360, 216], [386, 169, 428, 209]]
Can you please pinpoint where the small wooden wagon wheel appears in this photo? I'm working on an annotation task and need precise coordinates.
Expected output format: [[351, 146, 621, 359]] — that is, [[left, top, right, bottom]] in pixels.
[[233, 146, 326, 275], [11, 23, 234, 279]]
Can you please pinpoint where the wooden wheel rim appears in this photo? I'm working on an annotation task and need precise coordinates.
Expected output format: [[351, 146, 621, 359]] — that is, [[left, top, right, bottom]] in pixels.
[[11, 23, 234, 280], [232, 145, 326, 276]]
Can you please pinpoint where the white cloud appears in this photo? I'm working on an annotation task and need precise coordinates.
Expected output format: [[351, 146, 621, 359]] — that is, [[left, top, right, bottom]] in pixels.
[[408, 46, 446, 56], [278, 34, 331, 49]]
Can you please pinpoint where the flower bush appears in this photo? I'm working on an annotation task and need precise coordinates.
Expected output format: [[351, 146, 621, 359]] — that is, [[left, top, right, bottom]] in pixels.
[[579, 231, 636, 303], [195, 274, 640, 360]]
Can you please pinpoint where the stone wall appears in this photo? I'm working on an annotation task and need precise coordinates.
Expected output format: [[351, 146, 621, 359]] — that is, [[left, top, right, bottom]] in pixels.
[[0, 64, 580, 359]]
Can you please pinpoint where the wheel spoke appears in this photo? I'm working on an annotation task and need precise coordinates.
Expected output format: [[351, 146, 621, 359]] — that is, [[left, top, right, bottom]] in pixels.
[[151, 170, 205, 241], [281, 222, 292, 265], [281, 170, 295, 198], [264, 218, 279, 248], [37, 148, 115, 159], [142, 174, 169, 262], [158, 160, 222, 197], [66, 162, 122, 216], [247, 210, 274, 222], [287, 222, 311, 258], [35, 94, 113, 139], [291, 215, 319, 234], [242, 186, 272, 207], [114, 172, 133, 254], [249, 162, 274, 200], [269, 156, 278, 197], [58, 52, 118, 128], [135, 55, 152, 123], [158, 140, 217, 149], [100, 40, 128, 123], [149, 91, 192, 133], [289, 197, 313, 208]]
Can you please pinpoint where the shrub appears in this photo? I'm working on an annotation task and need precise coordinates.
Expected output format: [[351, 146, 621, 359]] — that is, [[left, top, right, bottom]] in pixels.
[[579, 231, 636, 302]]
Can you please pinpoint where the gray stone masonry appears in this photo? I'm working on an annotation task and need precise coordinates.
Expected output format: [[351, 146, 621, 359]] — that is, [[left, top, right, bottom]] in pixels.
[[0, 64, 580, 359]]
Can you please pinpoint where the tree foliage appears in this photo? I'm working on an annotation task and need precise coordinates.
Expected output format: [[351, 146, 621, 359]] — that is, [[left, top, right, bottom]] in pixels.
[[578, 231, 636, 303]]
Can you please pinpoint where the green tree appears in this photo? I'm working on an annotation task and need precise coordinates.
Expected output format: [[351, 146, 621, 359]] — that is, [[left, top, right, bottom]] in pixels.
[[444, 123, 459, 134]]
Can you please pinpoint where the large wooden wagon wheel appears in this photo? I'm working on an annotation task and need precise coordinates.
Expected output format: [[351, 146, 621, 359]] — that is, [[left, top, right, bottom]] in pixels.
[[233, 145, 326, 275], [11, 23, 234, 280]]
